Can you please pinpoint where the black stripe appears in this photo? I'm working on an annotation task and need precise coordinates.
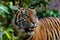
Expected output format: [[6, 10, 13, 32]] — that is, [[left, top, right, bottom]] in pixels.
[[23, 34, 31, 40], [15, 13, 18, 25], [46, 18, 55, 40], [43, 18, 49, 40], [53, 18, 60, 39], [44, 18, 54, 40], [48, 18, 56, 37], [52, 17, 59, 37], [18, 14, 21, 26], [50, 36, 52, 40]]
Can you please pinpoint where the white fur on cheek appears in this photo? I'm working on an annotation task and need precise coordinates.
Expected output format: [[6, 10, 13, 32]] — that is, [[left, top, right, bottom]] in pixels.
[[19, 29, 26, 36]]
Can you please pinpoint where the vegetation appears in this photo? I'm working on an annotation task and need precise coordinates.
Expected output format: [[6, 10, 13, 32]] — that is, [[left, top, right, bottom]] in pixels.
[[0, 0, 60, 40]]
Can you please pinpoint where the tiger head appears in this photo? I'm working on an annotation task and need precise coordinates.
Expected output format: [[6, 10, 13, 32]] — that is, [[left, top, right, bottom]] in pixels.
[[12, 8, 38, 39]]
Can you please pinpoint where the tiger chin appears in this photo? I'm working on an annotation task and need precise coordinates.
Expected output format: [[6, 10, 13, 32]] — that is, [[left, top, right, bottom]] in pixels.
[[12, 8, 60, 40]]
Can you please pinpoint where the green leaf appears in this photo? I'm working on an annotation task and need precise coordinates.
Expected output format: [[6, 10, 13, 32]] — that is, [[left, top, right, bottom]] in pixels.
[[0, 28, 4, 40], [23, 3, 29, 8], [4, 31, 11, 40], [2, 28, 11, 40], [48, 0, 50, 2], [9, 2, 13, 6], [0, 4, 9, 14], [10, 6, 18, 10], [0, 13, 6, 19]]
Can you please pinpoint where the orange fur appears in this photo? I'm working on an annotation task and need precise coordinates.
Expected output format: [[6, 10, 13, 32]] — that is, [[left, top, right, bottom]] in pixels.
[[24, 8, 60, 40]]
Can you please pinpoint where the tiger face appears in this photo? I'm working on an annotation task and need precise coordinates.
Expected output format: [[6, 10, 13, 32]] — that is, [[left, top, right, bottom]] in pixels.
[[19, 8, 37, 31], [12, 8, 38, 38]]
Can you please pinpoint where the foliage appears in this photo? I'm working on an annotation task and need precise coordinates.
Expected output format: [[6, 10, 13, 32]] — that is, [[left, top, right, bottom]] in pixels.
[[0, 2, 18, 40], [30, 0, 60, 18], [17, 0, 60, 18], [36, 7, 59, 19]]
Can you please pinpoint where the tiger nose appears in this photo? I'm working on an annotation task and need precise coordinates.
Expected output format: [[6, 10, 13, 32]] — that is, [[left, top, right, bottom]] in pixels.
[[28, 22, 34, 27], [29, 22, 37, 28]]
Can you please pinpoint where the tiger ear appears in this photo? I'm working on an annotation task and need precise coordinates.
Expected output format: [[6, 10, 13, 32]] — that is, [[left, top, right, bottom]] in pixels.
[[31, 7, 38, 11]]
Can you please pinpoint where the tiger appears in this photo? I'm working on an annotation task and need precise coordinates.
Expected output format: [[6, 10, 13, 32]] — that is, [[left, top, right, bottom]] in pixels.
[[12, 8, 60, 40]]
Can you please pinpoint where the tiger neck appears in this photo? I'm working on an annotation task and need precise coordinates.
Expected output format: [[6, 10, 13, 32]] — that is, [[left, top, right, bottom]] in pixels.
[[23, 31, 34, 40], [26, 25, 39, 40]]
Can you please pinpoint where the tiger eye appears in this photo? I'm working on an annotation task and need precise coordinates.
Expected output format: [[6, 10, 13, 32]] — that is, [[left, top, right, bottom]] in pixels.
[[23, 15, 28, 19]]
